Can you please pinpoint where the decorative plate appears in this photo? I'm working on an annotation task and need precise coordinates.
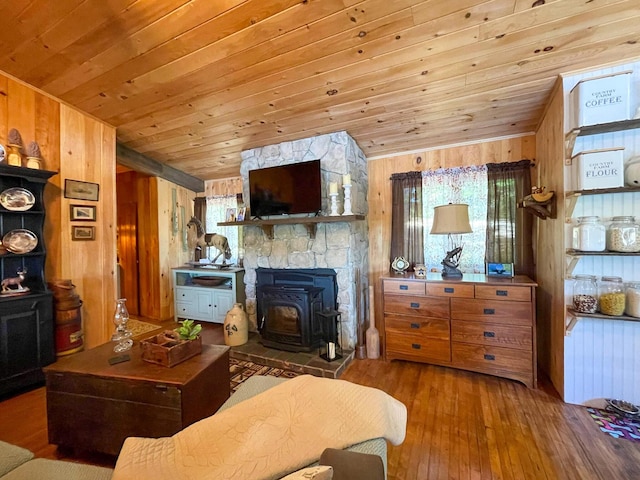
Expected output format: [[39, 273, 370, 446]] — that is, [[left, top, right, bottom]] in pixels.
[[391, 256, 410, 274], [0, 187, 36, 211], [2, 229, 38, 254]]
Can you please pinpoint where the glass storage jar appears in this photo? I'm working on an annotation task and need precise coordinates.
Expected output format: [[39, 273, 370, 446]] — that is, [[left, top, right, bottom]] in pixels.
[[572, 216, 606, 251], [598, 276, 626, 316], [606, 216, 640, 252], [626, 282, 640, 318], [573, 275, 598, 313]]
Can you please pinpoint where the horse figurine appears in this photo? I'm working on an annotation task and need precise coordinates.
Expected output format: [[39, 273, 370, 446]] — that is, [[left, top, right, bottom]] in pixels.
[[186, 216, 232, 264], [1, 268, 29, 293]]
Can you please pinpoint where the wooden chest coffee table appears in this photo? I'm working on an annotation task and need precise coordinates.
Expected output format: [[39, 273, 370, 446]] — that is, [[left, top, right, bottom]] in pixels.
[[44, 341, 230, 456]]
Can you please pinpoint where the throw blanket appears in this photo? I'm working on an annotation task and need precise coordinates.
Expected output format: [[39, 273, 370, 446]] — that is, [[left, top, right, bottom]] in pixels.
[[113, 375, 407, 480]]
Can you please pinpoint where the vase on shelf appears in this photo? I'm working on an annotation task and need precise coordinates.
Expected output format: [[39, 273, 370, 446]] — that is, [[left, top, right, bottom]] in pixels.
[[112, 298, 133, 353], [224, 303, 249, 346]]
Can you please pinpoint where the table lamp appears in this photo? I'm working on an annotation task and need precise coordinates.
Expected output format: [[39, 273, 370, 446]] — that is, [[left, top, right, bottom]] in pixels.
[[430, 203, 472, 278]]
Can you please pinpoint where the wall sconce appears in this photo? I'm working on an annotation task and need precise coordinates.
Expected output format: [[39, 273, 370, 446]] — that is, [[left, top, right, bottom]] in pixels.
[[430, 203, 472, 278]]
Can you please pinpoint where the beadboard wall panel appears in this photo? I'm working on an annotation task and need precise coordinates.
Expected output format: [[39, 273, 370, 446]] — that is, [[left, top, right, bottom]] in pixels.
[[561, 61, 640, 405]]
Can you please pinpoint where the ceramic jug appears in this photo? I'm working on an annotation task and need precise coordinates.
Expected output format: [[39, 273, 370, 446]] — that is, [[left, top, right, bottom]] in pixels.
[[224, 303, 249, 346]]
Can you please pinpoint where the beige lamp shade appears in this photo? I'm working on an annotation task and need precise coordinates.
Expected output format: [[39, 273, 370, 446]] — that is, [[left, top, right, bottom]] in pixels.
[[430, 204, 472, 234]]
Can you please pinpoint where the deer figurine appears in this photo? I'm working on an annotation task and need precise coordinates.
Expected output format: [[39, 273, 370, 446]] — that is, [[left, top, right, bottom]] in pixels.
[[1, 268, 28, 293]]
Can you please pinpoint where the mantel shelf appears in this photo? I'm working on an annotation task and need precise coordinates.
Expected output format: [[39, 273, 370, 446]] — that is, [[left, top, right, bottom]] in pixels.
[[217, 214, 365, 239]]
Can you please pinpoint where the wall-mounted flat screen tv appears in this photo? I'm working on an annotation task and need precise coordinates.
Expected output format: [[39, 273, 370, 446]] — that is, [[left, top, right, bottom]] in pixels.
[[249, 160, 322, 218]]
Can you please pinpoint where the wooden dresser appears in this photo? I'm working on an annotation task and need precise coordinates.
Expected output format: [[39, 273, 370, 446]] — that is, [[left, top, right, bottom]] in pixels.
[[382, 273, 537, 388]]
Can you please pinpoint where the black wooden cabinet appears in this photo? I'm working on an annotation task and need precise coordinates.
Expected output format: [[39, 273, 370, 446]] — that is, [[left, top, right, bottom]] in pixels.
[[0, 164, 56, 397]]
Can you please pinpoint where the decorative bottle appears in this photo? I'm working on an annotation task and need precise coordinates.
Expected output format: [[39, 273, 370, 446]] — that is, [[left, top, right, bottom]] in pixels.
[[112, 298, 133, 352], [224, 303, 249, 346]]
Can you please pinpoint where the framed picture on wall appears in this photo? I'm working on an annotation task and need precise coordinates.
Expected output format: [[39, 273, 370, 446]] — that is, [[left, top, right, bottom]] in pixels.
[[70, 204, 96, 221], [486, 262, 514, 277], [64, 179, 100, 201], [72, 225, 95, 241]]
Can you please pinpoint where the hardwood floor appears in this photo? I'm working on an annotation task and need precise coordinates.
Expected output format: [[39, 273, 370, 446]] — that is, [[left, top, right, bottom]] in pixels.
[[1, 324, 638, 479]]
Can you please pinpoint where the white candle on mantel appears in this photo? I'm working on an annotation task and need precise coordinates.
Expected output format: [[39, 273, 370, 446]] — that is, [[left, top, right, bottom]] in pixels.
[[342, 173, 351, 185], [329, 182, 338, 194]]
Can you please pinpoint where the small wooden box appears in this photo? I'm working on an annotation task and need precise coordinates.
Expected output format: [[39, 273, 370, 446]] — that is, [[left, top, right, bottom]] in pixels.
[[141, 332, 202, 367]]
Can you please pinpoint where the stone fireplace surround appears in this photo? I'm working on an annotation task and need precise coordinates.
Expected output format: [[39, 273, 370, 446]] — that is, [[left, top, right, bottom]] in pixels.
[[240, 131, 369, 350]]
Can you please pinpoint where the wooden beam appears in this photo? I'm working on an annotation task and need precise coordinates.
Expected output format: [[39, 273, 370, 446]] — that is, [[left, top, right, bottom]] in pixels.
[[116, 143, 203, 193]]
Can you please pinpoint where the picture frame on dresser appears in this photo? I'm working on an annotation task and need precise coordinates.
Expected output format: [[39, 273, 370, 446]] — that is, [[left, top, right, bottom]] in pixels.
[[486, 262, 514, 277]]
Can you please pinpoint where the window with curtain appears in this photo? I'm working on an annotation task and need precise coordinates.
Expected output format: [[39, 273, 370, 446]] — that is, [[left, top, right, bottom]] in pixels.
[[390, 171, 424, 270], [422, 166, 488, 273], [485, 160, 534, 277], [205, 195, 239, 265]]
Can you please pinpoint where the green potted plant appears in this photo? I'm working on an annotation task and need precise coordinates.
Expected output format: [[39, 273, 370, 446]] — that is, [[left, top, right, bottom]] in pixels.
[[175, 319, 202, 340]]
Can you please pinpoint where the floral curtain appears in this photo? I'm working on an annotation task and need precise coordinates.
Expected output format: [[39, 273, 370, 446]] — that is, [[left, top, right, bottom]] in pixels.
[[422, 166, 488, 273], [205, 195, 239, 265], [390, 171, 424, 270], [485, 160, 534, 277]]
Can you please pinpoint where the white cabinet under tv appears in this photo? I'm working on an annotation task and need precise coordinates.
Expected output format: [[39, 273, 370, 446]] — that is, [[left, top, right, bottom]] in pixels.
[[172, 267, 245, 323]]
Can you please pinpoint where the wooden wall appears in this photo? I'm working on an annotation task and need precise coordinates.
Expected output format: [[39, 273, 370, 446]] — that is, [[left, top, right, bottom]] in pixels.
[[534, 80, 565, 395], [367, 136, 536, 354], [0, 71, 118, 349], [203, 176, 242, 197]]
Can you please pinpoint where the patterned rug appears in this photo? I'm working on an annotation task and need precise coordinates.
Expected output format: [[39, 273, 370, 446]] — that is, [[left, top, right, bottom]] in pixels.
[[128, 319, 162, 338], [229, 358, 300, 392], [586, 408, 640, 442]]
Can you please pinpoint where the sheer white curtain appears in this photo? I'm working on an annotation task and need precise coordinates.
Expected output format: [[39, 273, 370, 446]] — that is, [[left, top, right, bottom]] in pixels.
[[205, 195, 239, 265], [422, 166, 488, 273]]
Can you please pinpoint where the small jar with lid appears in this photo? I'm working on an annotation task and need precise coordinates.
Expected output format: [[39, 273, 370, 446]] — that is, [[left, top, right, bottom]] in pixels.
[[626, 282, 640, 318], [598, 276, 626, 316], [606, 216, 640, 252], [572, 216, 606, 251], [573, 275, 598, 313]]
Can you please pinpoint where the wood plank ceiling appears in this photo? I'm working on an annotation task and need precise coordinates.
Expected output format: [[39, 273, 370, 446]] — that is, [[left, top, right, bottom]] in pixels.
[[1, 0, 639, 181]]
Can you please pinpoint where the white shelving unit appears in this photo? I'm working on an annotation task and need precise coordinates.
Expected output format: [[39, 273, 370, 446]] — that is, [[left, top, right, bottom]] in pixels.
[[172, 267, 245, 324]]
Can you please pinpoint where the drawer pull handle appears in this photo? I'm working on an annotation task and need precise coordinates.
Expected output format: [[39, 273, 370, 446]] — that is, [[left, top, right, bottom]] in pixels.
[[496, 290, 508, 296], [444, 287, 454, 293], [399, 285, 408, 290], [410, 302, 420, 308], [483, 331, 495, 338], [484, 354, 495, 361], [155, 384, 169, 391], [483, 308, 495, 315], [410, 323, 420, 329], [411, 343, 421, 350]]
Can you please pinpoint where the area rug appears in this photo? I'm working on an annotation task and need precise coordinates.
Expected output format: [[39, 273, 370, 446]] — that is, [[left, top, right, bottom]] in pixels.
[[586, 407, 640, 442], [128, 319, 162, 338], [229, 358, 300, 392]]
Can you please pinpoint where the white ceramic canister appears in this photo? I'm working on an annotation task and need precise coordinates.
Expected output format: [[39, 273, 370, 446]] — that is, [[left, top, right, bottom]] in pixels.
[[572, 216, 606, 251]]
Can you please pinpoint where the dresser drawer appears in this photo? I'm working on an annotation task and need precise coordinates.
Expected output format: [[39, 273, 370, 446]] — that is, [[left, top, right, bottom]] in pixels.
[[386, 328, 451, 364], [383, 279, 425, 295], [385, 314, 450, 339], [475, 285, 531, 302], [451, 321, 532, 351], [384, 294, 449, 317], [452, 342, 532, 374], [451, 299, 532, 326], [425, 283, 474, 298]]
